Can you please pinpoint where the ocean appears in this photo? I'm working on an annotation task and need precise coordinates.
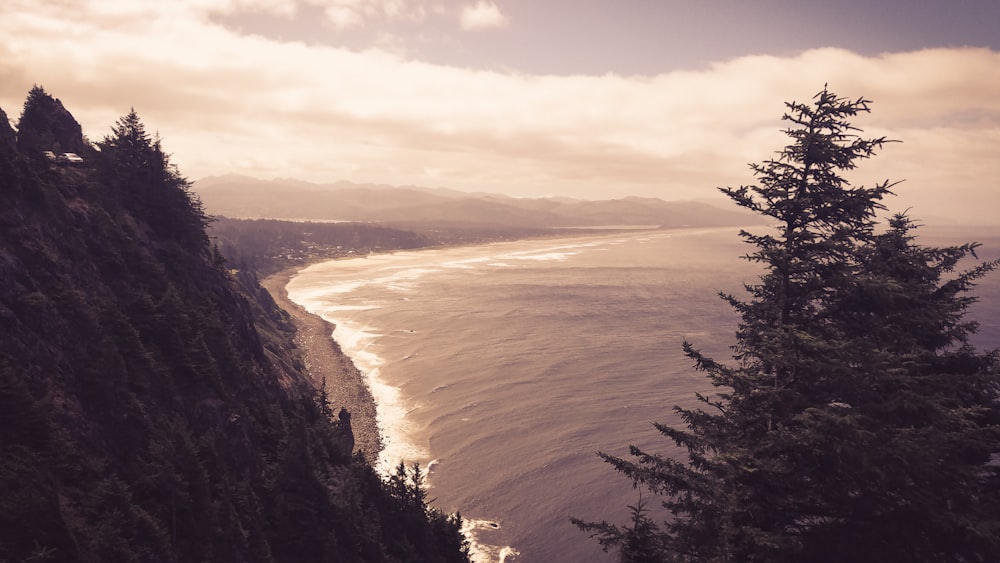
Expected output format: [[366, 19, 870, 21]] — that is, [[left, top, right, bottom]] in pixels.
[[285, 225, 1000, 563]]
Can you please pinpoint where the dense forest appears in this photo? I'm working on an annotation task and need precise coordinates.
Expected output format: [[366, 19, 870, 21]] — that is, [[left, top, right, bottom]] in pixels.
[[576, 89, 1000, 561], [0, 86, 469, 562], [208, 217, 434, 277], [208, 215, 595, 278]]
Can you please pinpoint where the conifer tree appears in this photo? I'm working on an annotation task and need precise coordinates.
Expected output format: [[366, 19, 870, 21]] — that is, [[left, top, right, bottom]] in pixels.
[[97, 109, 209, 248], [579, 88, 1000, 562]]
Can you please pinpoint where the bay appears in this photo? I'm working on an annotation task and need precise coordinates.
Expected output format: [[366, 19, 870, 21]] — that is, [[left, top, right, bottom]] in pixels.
[[286, 225, 1000, 562]]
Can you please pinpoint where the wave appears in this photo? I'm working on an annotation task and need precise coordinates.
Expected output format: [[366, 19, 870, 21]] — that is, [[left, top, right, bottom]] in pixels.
[[284, 231, 694, 561], [462, 518, 520, 563], [312, 309, 520, 562], [319, 315, 429, 475]]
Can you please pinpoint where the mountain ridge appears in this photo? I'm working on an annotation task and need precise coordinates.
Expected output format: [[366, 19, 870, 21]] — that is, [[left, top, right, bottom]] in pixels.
[[193, 175, 761, 229]]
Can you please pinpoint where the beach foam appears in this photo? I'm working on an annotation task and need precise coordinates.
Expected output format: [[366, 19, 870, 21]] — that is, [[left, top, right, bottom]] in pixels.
[[319, 315, 429, 474], [462, 519, 520, 563], [284, 231, 707, 561]]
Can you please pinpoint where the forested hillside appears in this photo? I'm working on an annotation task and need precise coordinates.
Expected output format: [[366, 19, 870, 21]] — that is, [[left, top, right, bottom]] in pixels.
[[0, 87, 469, 562], [209, 217, 434, 277], [208, 216, 591, 277]]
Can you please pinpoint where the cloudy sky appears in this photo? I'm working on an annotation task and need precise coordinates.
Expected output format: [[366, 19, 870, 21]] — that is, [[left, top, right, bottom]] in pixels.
[[1, 0, 998, 223]]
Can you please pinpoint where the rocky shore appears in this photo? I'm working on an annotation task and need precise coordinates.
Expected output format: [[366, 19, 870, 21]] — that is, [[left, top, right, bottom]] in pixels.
[[263, 270, 383, 465]]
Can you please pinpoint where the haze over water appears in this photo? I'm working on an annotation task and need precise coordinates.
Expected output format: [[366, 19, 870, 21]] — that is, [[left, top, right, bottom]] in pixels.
[[287, 226, 1000, 563]]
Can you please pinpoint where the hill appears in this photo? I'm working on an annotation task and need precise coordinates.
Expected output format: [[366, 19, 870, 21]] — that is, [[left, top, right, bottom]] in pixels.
[[193, 174, 759, 229], [0, 87, 469, 562]]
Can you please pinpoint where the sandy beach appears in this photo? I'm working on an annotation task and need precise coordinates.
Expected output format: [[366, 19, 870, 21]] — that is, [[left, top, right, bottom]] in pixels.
[[263, 270, 382, 464]]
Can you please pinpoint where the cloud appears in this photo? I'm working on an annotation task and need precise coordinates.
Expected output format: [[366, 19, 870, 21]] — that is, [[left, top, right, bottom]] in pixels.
[[460, 1, 508, 30], [311, 0, 432, 28], [197, 0, 433, 28], [0, 1, 997, 224]]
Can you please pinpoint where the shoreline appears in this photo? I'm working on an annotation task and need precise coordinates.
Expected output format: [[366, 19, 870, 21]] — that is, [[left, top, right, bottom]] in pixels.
[[262, 269, 383, 464], [258, 228, 669, 469]]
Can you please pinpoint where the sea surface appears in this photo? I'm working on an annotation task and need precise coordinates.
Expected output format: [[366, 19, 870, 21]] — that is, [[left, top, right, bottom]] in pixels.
[[286, 225, 1000, 563]]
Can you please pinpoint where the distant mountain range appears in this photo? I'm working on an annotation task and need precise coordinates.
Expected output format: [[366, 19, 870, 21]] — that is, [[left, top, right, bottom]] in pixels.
[[192, 174, 761, 229]]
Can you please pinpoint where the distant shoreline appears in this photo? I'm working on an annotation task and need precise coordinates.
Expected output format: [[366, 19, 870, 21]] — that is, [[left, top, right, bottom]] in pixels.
[[263, 269, 383, 464], [257, 227, 675, 467]]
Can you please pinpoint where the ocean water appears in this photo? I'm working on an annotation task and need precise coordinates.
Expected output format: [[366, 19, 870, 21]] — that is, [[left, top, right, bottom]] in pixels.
[[285, 226, 1000, 563]]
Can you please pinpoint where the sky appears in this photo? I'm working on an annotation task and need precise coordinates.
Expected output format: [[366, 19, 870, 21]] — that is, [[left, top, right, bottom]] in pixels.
[[1, 0, 999, 223]]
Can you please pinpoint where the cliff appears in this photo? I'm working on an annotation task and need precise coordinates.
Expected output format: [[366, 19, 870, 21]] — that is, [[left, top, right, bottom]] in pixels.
[[0, 88, 469, 562]]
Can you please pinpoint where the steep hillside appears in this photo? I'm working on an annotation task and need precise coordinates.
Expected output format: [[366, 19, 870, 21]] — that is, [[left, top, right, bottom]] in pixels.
[[0, 88, 469, 562]]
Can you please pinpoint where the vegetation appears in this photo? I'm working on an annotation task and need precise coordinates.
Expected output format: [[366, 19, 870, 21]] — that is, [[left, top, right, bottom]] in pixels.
[[576, 88, 1000, 561], [0, 88, 469, 562], [208, 216, 589, 278], [209, 217, 434, 277], [15, 85, 88, 157]]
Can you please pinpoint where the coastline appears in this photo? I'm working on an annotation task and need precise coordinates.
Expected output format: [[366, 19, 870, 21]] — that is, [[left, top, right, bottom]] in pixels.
[[259, 230, 682, 563], [257, 229, 664, 470], [262, 269, 383, 464]]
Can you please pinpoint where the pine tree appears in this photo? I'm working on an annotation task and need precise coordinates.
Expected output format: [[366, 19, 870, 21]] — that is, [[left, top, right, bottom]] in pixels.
[[97, 109, 209, 248], [572, 496, 669, 563], [579, 88, 1000, 562]]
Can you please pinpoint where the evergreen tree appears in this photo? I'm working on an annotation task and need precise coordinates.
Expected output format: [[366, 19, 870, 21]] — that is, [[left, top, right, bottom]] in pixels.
[[572, 496, 669, 563], [97, 109, 209, 248], [578, 88, 1000, 562]]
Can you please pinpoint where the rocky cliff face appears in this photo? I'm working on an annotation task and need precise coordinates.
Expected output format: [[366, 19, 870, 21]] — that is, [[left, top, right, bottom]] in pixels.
[[14, 86, 87, 156], [0, 88, 468, 563]]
